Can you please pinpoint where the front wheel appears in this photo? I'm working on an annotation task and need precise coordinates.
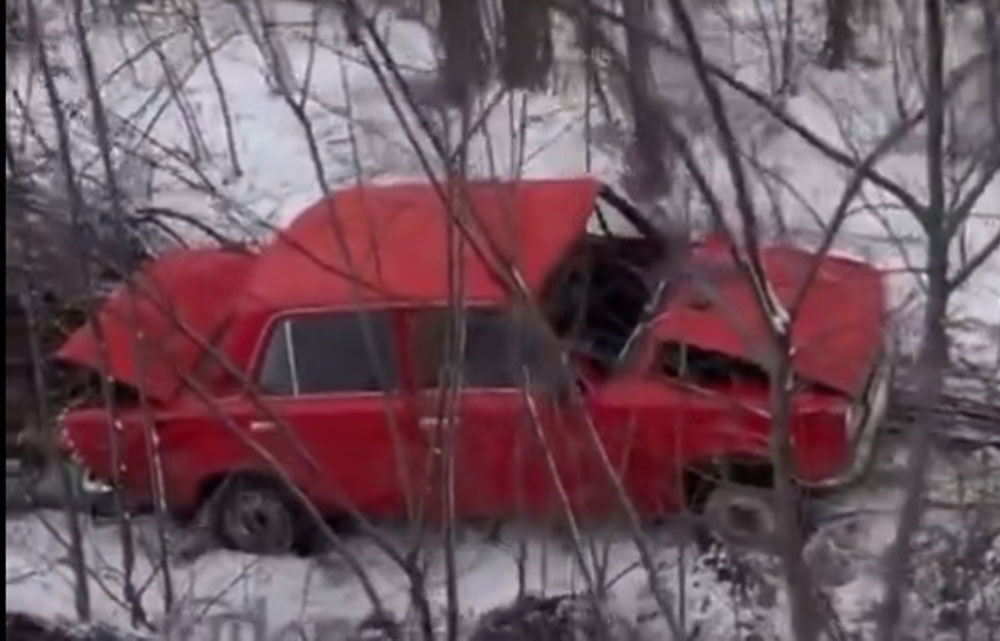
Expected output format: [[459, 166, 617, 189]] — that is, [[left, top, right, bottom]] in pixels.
[[210, 475, 302, 555]]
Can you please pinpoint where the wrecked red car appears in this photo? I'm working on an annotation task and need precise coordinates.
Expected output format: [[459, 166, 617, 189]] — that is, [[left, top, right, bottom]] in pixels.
[[57, 177, 890, 553]]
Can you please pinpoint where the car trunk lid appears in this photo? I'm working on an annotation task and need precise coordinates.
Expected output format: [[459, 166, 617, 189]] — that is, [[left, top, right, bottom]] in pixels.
[[56, 248, 256, 403]]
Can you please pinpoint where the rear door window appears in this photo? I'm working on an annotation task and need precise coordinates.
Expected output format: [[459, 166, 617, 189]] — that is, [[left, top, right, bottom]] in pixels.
[[657, 341, 768, 387], [256, 310, 398, 395], [409, 307, 565, 390]]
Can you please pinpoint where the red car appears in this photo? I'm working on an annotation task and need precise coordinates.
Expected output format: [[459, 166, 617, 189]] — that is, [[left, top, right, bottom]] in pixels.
[[57, 178, 890, 553]]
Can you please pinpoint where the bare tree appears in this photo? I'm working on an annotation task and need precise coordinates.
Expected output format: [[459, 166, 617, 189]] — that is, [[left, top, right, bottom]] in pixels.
[[823, 0, 854, 69], [781, 0, 797, 92], [879, 0, 999, 637], [499, 0, 553, 90], [439, 0, 490, 105], [622, 0, 672, 198]]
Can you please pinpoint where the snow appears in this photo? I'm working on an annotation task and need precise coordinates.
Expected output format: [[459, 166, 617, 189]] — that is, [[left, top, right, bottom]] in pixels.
[[4, 512, 729, 638], [9, 441, 995, 638], [6, 0, 999, 637]]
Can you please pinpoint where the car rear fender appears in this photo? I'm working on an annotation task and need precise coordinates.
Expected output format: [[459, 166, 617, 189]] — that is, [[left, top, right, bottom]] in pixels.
[[59, 406, 155, 498]]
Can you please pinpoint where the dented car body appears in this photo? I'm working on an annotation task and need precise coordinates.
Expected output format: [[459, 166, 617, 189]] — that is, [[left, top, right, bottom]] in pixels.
[[56, 178, 890, 550]]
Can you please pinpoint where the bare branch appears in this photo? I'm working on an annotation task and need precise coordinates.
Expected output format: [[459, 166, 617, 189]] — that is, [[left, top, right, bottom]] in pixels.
[[947, 153, 1000, 237], [173, 0, 243, 177], [664, 0, 787, 337], [71, 0, 149, 624], [789, 106, 931, 317], [25, 0, 97, 620], [949, 227, 1000, 292]]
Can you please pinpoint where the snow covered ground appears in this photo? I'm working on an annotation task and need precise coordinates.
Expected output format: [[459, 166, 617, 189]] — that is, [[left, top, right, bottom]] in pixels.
[[6, 437, 999, 639], [5, 0, 999, 637], [5, 506, 782, 638]]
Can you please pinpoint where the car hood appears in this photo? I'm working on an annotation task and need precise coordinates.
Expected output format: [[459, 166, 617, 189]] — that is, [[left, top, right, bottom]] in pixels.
[[243, 177, 603, 307], [652, 242, 886, 396], [56, 248, 256, 403]]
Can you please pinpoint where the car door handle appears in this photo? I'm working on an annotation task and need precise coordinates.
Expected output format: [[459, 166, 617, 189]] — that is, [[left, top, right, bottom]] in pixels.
[[418, 417, 439, 431], [249, 420, 277, 433], [417, 416, 459, 431]]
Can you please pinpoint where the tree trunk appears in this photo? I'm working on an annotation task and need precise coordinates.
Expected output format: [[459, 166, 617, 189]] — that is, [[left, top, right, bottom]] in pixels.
[[822, 0, 853, 69], [769, 335, 821, 641], [622, 0, 670, 197], [438, 0, 490, 105], [879, 3, 950, 636], [500, 0, 553, 90], [780, 0, 796, 93], [878, 233, 949, 640]]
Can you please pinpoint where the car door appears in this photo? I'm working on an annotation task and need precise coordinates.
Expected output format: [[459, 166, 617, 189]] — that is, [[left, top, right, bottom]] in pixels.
[[404, 306, 572, 520], [579, 376, 680, 517], [557, 340, 691, 520], [249, 308, 424, 518]]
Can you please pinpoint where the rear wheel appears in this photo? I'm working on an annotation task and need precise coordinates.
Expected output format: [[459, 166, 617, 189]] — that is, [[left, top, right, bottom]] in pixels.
[[210, 475, 302, 555]]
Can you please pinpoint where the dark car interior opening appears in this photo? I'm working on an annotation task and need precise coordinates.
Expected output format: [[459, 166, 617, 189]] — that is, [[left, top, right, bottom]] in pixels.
[[542, 188, 671, 378]]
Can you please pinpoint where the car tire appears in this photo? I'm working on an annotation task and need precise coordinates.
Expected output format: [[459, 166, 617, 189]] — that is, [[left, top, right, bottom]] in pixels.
[[210, 475, 302, 555], [701, 485, 781, 552]]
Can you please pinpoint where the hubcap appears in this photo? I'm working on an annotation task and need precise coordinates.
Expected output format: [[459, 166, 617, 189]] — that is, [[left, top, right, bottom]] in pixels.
[[725, 504, 767, 538], [706, 490, 778, 546], [225, 489, 293, 553]]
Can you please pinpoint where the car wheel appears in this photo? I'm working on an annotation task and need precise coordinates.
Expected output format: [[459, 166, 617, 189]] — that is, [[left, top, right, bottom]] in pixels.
[[211, 476, 300, 555], [702, 485, 780, 551]]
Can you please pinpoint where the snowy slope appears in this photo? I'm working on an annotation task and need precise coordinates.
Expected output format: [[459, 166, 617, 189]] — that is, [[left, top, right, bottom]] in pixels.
[[7, 441, 998, 639], [5, 511, 765, 639], [5, 0, 998, 637]]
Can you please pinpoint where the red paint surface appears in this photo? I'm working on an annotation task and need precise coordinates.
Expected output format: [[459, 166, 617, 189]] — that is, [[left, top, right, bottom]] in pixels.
[[56, 248, 255, 402]]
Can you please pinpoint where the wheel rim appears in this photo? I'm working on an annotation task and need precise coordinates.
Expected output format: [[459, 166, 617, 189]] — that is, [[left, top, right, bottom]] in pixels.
[[224, 488, 294, 553], [723, 503, 770, 539], [707, 490, 777, 545]]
